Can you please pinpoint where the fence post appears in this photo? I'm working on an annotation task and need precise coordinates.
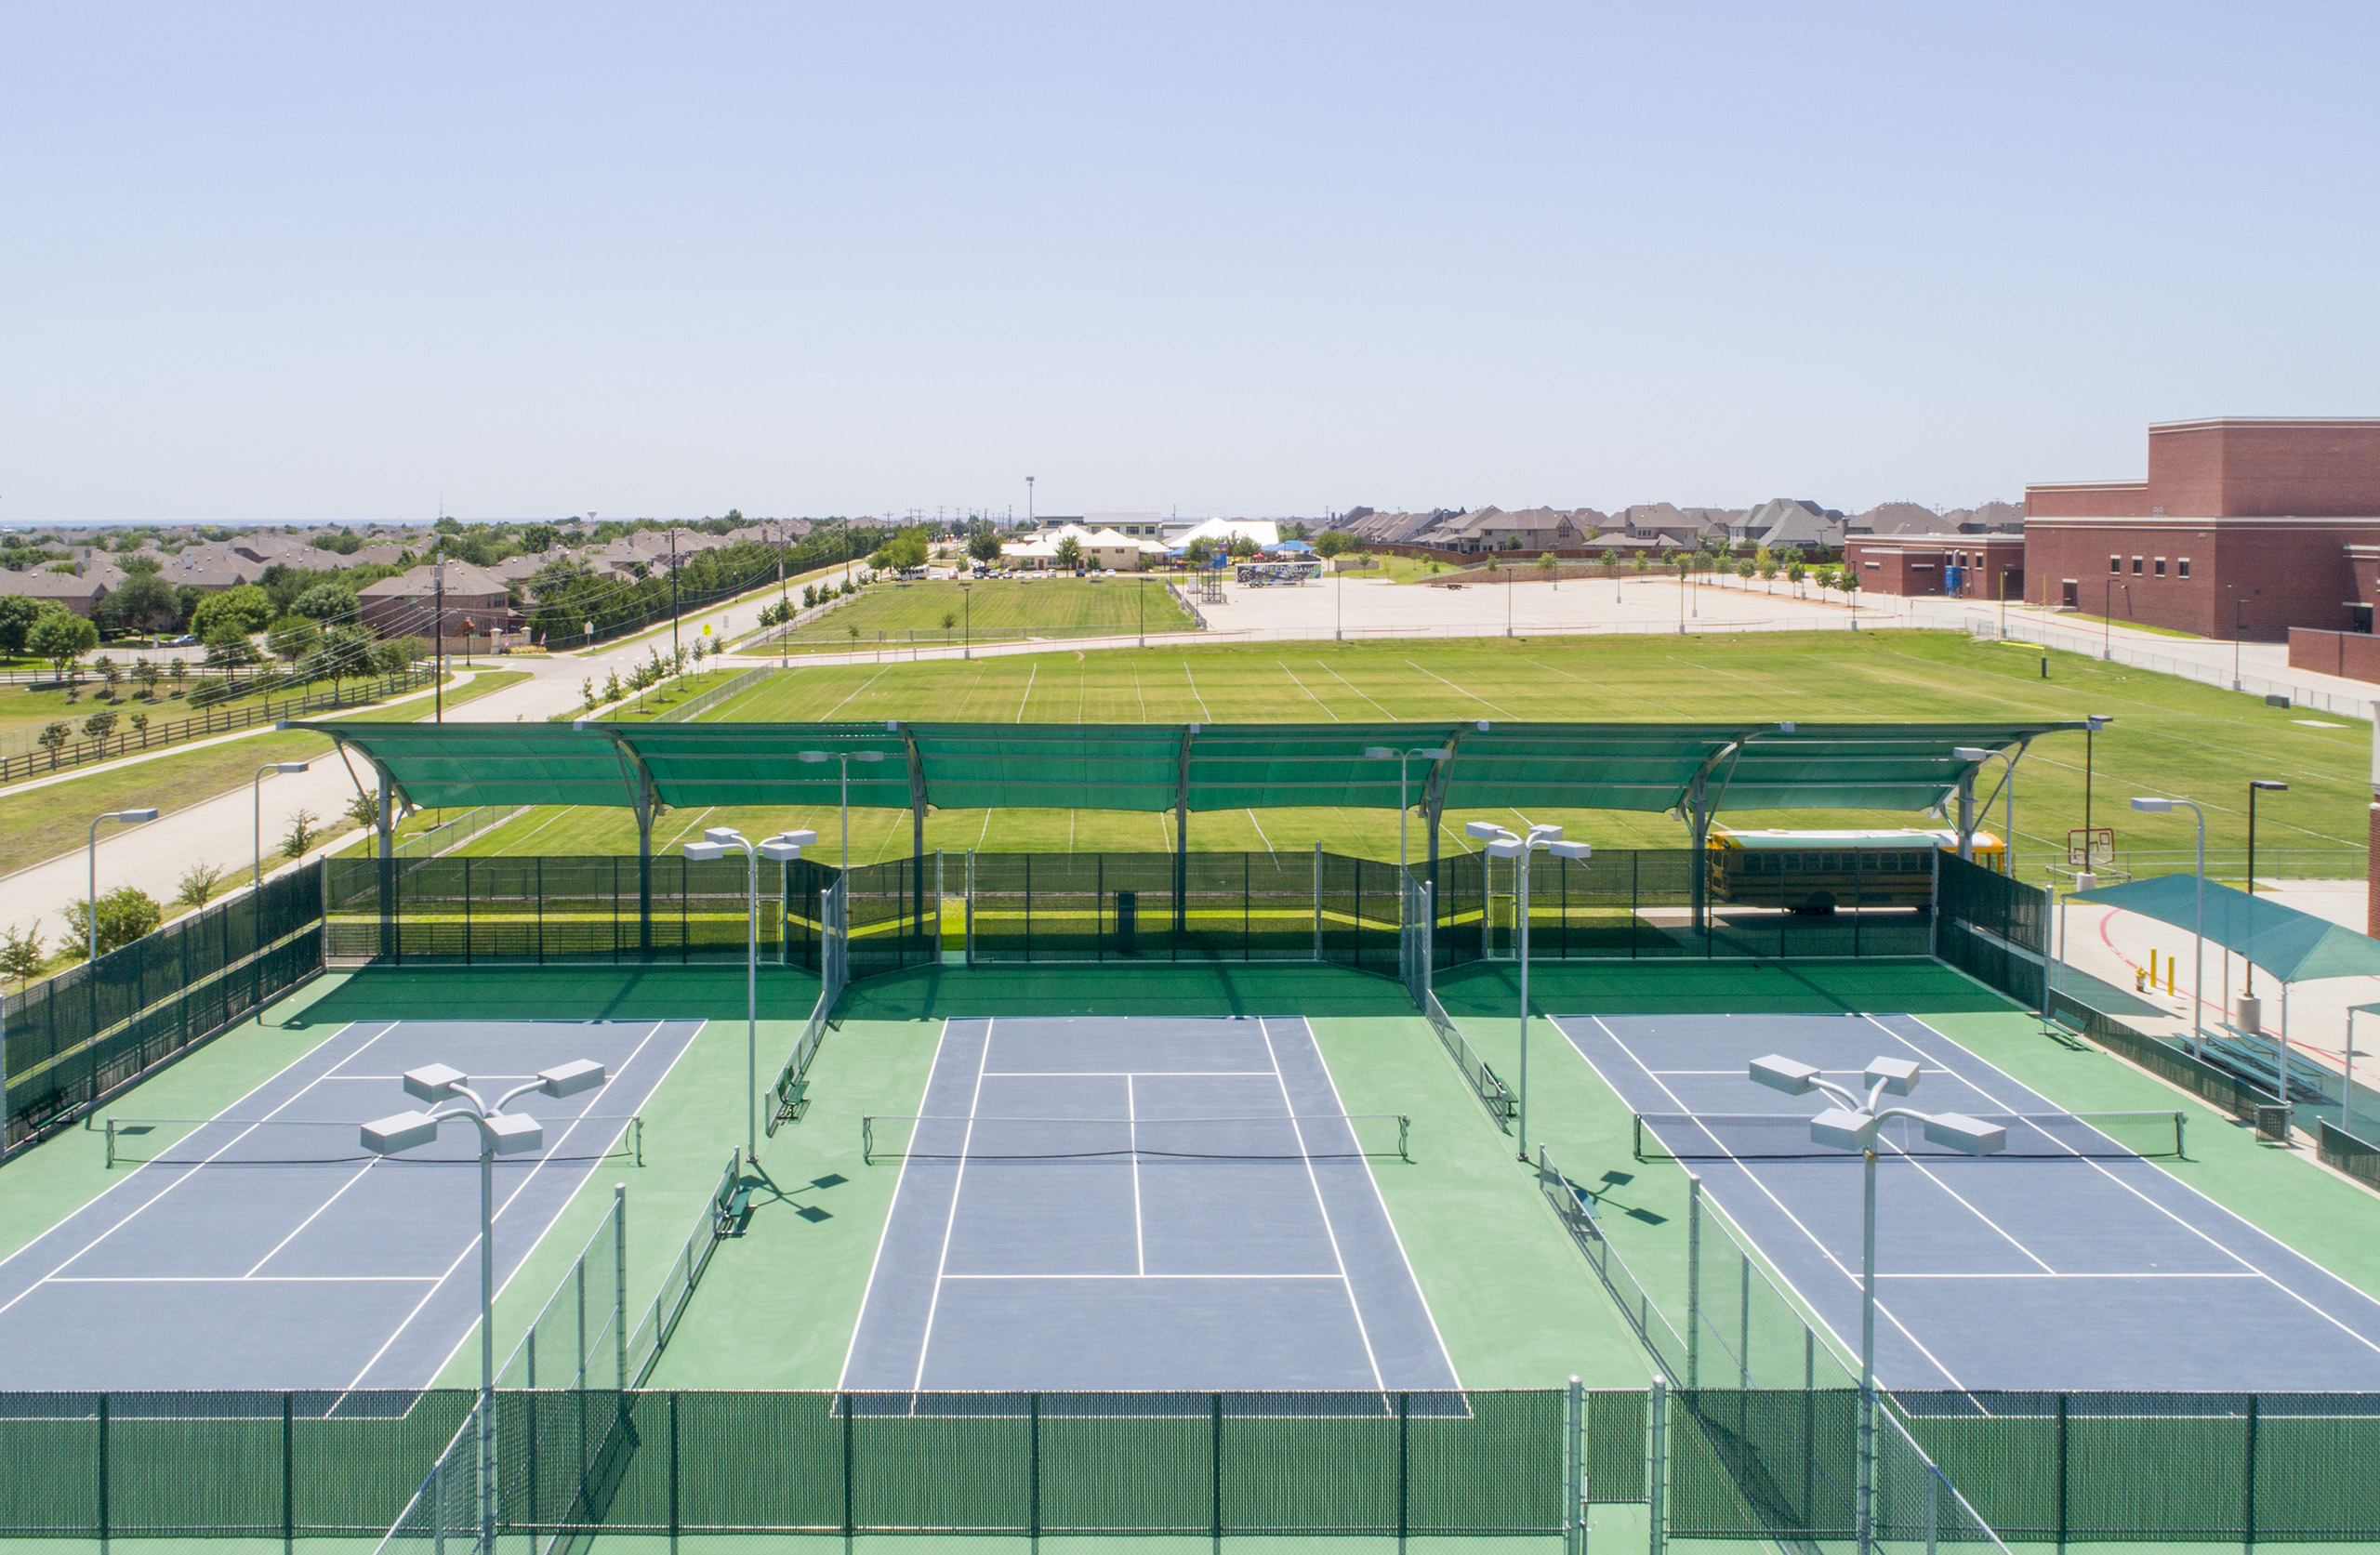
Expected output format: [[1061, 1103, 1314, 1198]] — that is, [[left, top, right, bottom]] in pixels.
[[1396, 1389, 1411, 1553], [965, 850, 975, 966], [1210, 1391, 1224, 1555], [668, 1391, 681, 1555], [1646, 1377, 1667, 1555], [1928, 850, 1940, 960], [1030, 1391, 1042, 1551], [2243, 1393, 2259, 1551], [841, 1391, 855, 1553], [614, 1183, 629, 1388], [2055, 1391, 2069, 1555], [1315, 842, 1324, 962], [1565, 1377, 1583, 1555], [283, 1391, 296, 1555], [1686, 1177, 1701, 1389], [97, 1391, 109, 1555]]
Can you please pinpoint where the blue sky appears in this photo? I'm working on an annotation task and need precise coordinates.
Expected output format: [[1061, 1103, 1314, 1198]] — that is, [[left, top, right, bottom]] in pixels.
[[4, 3, 2374, 524]]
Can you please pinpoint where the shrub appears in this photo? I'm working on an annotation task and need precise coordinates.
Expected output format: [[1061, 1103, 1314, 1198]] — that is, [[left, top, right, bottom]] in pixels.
[[281, 808, 322, 859], [0, 921, 44, 988], [60, 886, 165, 960], [174, 862, 228, 909]]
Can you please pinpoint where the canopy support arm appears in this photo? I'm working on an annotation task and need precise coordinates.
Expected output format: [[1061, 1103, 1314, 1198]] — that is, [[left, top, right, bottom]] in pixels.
[[1421, 724, 1469, 886], [590, 728, 661, 955]]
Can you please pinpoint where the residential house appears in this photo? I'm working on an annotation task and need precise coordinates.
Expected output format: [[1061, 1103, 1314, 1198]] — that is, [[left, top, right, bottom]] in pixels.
[[357, 560, 513, 641]]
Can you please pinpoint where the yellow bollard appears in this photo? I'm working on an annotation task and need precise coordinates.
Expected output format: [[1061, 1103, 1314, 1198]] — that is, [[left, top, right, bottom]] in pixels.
[[2167, 958, 2175, 996]]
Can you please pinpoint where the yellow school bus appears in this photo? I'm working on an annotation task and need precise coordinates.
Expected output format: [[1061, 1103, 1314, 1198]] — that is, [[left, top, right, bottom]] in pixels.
[[1706, 826, 2003, 913]]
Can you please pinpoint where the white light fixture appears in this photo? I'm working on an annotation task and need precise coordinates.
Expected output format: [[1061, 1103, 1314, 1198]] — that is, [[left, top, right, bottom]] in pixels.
[[1750, 1054, 1821, 1095], [2130, 797, 2173, 812], [403, 1063, 469, 1102]]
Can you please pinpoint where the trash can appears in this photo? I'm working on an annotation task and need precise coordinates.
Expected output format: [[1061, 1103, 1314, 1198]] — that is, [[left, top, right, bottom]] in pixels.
[[1115, 890, 1138, 955]]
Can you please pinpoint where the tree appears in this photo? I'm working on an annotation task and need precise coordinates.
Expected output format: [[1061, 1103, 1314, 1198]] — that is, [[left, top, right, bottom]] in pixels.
[[345, 791, 381, 831], [1786, 561, 1807, 595], [281, 808, 323, 859], [519, 522, 559, 553], [1538, 552, 1561, 581], [1054, 534, 1084, 571], [967, 525, 1003, 566], [940, 610, 959, 630], [128, 710, 150, 745], [190, 584, 274, 639], [133, 658, 161, 699], [0, 594, 40, 653], [38, 721, 70, 767], [319, 625, 374, 689], [105, 573, 178, 639], [0, 921, 43, 988], [82, 709, 117, 741], [203, 622, 260, 667], [265, 614, 321, 669], [60, 886, 164, 960], [95, 655, 121, 697], [1183, 537, 1215, 566], [870, 529, 930, 571], [174, 863, 228, 909], [1226, 534, 1260, 560], [1600, 547, 1622, 570], [292, 583, 356, 622], [1313, 531, 1351, 559], [28, 609, 98, 677]]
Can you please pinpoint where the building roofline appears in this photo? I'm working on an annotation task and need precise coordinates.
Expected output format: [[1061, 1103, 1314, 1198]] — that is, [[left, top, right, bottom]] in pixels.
[[2148, 417, 2380, 433], [2023, 513, 2380, 527]]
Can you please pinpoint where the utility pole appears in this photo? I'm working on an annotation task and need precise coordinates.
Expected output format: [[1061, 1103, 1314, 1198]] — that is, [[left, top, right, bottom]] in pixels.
[[433, 560, 445, 722], [1027, 476, 1036, 529]]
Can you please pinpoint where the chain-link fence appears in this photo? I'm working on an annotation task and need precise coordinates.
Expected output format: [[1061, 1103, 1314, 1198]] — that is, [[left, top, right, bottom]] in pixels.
[[3, 867, 323, 1153]]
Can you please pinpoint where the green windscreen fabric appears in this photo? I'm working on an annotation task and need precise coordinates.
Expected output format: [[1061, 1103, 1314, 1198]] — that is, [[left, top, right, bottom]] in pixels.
[[311, 720, 639, 808], [308, 718, 2082, 819], [2067, 873, 2380, 984]]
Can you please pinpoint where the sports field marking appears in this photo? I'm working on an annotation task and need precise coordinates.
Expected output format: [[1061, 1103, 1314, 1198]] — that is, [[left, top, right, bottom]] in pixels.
[[1131, 666, 1148, 720], [940, 1272, 1347, 1281], [49, 1274, 438, 1284], [1524, 658, 1688, 718], [1578, 1015, 1964, 1388], [1881, 1013, 2380, 1360], [1016, 665, 1036, 720], [1877, 1272, 2263, 1280], [1671, 656, 1876, 720], [985, 1070, 1276, 1077], [1314, 662, 1395, 718], [1403, 659, 1512, 718], [1183, 662, 1212, 721], [1248, 810, 1276, 855], [1127, 1074, 1144, 1274], [821, 667, 889, 720], [1278, 663, 1337, 719], [835, 1019, 953, 1392]]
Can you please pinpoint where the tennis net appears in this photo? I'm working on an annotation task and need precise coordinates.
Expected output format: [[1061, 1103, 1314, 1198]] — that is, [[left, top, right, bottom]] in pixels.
[[1633, 1109, 2184, 1162], [862, 1112, 1410, 1165], [104, 1113, 645, 1168]]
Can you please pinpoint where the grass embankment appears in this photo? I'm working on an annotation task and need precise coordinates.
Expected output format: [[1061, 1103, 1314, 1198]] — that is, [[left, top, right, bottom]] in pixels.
[[427, 632, 2371, 877], [0, 670, 528, 879], [747, 576, 1197, 654]]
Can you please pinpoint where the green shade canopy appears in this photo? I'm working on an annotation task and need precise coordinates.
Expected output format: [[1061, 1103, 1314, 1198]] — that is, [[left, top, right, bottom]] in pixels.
[[310, 718, 2082, 819], [2067, 873, 2380, 985]]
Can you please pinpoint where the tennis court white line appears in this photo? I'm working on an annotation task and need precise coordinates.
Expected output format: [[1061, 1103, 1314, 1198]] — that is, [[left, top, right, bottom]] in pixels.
[[940, 1272, 1347, 1281], [1257, 1017, 1386, 1394], [912, 1016, 998, 1392], [1580, 1016, 1967, 1390], [1126, 1074, 1144, 1276], [1883, 1014, 2380, 1362], [982, 1071, 1277, 1077], [245, 1159, 380, 1278], [48, 1284, 440, 1293], [1875, 1272, 2265, 1280], [0, 1021, 403, 1322], [836, 1017, 955, 1393]]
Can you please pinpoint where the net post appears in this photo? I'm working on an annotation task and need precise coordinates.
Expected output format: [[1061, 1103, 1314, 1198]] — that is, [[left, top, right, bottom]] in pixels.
[[1686, 1177, 1701, 1390], [1646, 1376, 1667, 1555]]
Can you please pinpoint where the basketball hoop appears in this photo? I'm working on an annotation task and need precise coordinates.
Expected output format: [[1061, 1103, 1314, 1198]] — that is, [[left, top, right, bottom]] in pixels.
[[2067, 826, 2114, 868]]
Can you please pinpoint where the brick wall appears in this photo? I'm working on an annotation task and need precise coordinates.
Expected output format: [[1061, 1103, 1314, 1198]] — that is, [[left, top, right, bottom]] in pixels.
[[2149, 420, 2380, 518], [2024, 520, 2380, 638], [2026, 481, 2153, 519], [2288, 627, 2380, 684]]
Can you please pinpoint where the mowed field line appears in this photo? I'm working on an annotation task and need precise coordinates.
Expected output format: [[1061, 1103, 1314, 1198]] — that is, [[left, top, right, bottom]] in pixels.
[[416, 632, 2373, 875]]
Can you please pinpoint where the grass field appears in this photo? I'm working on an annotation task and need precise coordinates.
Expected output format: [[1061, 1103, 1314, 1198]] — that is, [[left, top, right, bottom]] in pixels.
[[747, 575, 1198, 653], [434, 630, 2371, 877]]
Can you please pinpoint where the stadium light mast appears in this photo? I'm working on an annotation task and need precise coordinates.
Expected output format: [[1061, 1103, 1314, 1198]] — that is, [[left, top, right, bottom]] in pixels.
[[1463, 821, 1592, 1159], [86, 808, 158, 962], [800, 749, 887, 869], [363, 1059, 610, 1555], [685, 828, 816, 1161], [2131, 796, 2207, 1059], [1362, 745, 1451, 870], [1748, 1053, 2005, 1555]]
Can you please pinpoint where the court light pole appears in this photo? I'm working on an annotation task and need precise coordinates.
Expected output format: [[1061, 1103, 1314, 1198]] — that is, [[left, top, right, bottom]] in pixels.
[[685, 828, 817, 1162], [1362, 745, 1451, 870], [799, 749, 887, 869], [363, 1058, 610, 1554], [2132, 796, 2207, 1055], [254, 762, 309, 893], [961, 579, 972, 660], [86, 808, 159, 962], [1464, 821, 1592, 1159], [1748, 1053, 2006, 1555], [2244, 781, 2286, 1000], [2081, 715, 2113, 839]]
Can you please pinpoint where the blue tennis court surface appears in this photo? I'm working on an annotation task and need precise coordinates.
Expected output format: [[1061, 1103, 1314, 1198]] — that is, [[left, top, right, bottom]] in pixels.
[[840, 1015, 1457, 1393], [0, 1019, 702, 1391], [1555, 1011, 2380, 1391]]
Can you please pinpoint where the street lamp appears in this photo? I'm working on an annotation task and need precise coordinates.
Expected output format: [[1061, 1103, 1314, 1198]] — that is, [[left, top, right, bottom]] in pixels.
[[1463, 821, 1592, 1158], [363, 1058, 609, 1554], [86, 809, 158, 962], [798, 749, 887, 869], [1362, 745, 1452, 869], [255, 763, 309, 892], [2132, 796, 2207, 1055], [960, 579, 972, 660], [1951, 747, 2016, 879], [685, 827, 815, 1160], [2244, 781, 2287, 998], [1748, 1052, 2005, 1555]]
